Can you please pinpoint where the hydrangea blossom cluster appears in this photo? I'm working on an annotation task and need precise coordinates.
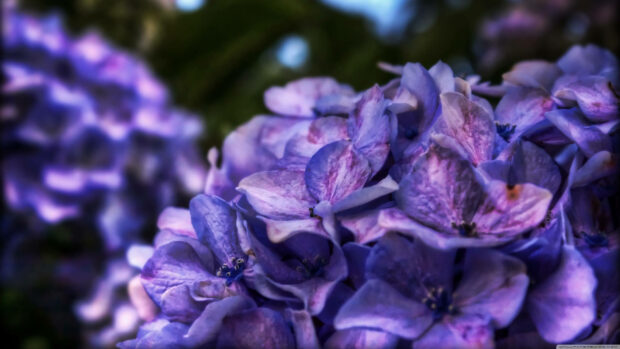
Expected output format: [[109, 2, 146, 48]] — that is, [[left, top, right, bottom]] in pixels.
[[2, 6, 206, 250], [121, 44, 619, 348]]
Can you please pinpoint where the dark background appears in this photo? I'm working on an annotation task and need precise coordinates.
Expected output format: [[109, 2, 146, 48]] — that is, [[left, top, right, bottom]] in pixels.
[[2, 0, 617, 347]]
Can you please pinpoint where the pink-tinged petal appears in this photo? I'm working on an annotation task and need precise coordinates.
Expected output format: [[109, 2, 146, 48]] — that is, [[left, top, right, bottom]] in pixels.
[[412, 314, 494, 349], [378, 207, 513, 249], [433, 92, 495, 165], [340, 208, 389, 244], [545, 108, 612, 157], [401, 62, 440, 129], [527, 247, 597, 343], [334, 279, 433, 340], [325, 329, 399, 349], [553, 75, 619, 122], [305, 141, 371, 203], [157, 207, 196, 239], [237, 170, 315, 220], [495, 87, 555, 141], [348, 85, 391, 173], [502, 60, 562, 90], [284, 116, 349, 160], [260, 216, 329, 243], [216, 308, 295, 349], [189, 194, 244, 264], [429, 61, 455, 93], [183, 296, 256, 347], [396, 143, 485, 232], [264, 77, 354, 117], [453, 249, 529, 328], [573, 151, 619, 188], [473, 180, 552, 236], [287, 309, 321, 349], [128, 276, 158, 322]]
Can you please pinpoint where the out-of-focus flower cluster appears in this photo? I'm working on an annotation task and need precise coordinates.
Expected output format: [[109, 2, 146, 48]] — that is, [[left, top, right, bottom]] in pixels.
[[1, 5, 206, 251], [120, 43, 618, 348], [476, 0, 618, 76]]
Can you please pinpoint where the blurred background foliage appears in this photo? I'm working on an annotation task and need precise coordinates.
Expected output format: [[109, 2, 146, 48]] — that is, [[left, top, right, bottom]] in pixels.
[[4, 0, 618, 347]]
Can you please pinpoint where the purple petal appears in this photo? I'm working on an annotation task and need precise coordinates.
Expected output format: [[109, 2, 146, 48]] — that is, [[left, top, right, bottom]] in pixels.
[[557, 44, 618, 84], [305, 141, 371, 204], [433, 92, 495, 165], [237, 170, 315, 219], [401, 62, 440, 129], [141, 241, 224, 307], [348, 85, 391, 173], [184, 296, 256, 347], [222, 116, 310, 183], [325, 329, 399, 349], [366, 233, 455, 300], [332, 175, 398, 213], [264, 77, 354, 117], [340, 208, 389, 244], [545, 108, 612, 157], [189, 194, 244, 265], [396, 143, 485, 232], [553, 75, 619, 122], [429, 61, 455, 93], [527, 247, 597, 343], [334, 279, 433, 340], [412, 314, 494, 349], [284, 116, 349, 160], [495, 87, 555, 141], [342, 243, 371, 289], [378, 207, 515, 249], [159, 284, 204, 322], [260, 216, 329, 243], [204, 147, 237, 201], [502, 60, 562, 90], [287, 309, 321, 349], [216, 308, 295, 349], [157, 207, 196, 239], [573, 151, 618, 187], [498, 140, 562, 195], [453, 249, 529, 328], [473, 180, 552, 236]]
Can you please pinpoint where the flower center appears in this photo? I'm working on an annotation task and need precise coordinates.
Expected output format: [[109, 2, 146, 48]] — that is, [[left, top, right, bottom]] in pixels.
[[296, 255, 327, 279], [422, 287, 457, 321], [451, 222, 477, 237], [216, 257, 246, 286], [495, 122, 516, 142], [583, 232, 609, 247]]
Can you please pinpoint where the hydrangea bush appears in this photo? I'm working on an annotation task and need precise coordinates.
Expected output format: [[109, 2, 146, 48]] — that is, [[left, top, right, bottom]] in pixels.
[[121, 44, 618, 348], [2, 5, 206, 250]]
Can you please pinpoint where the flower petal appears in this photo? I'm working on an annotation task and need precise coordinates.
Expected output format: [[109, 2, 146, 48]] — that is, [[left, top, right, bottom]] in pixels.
[[216, 308, 296, 349], [527, 246, 597, 343], [334, 279, 433, 340], [305, 141, 371, 203]]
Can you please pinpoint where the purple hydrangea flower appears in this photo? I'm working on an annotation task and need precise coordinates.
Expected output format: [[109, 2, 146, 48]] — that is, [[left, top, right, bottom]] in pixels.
[[122, 43, 618, 348], [2, 6, 206, 249]]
